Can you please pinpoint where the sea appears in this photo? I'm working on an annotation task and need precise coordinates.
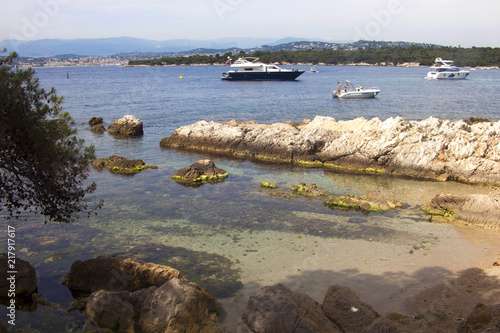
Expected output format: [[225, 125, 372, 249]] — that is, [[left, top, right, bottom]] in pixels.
[[3, 64, 500, 332]]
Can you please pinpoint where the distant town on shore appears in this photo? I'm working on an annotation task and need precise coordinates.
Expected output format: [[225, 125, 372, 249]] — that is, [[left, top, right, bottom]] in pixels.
[[3, 39, 500, 68]]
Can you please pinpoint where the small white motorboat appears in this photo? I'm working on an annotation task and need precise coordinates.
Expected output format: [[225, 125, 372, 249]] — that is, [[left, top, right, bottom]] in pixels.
[[333, 80, 381, 99], [426, 57, 470, 79]]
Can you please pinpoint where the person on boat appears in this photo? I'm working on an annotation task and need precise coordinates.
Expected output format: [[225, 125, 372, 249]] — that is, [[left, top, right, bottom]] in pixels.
[[337, 82, 341, 95], [344, 83, 347, 92]]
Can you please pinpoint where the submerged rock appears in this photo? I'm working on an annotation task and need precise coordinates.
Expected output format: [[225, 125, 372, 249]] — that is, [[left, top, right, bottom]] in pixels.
[[172, 159, 228, 184], [108, 114, 143, 136], [421, 193, 500, 229], [160, 116, 500, 185], [324, 190, 403, 213], [91, 155, 155, 175]]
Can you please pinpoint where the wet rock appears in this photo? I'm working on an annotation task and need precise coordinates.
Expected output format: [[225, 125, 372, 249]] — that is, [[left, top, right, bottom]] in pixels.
[[324, 190, 403, 212], [90, 123, 106, 133], [322, 285, 380, 332], [260, 181, 277, 189], [108, 115, 143, 136], [421, 193, 500, 229], [160, 116, 500, 185], [88, 117, 103, 126], [61, 255, 185, 295], [0, 254, 38, 298], [91, 155, 154, 175], [172, 159, 228, 184], [237, 284, 342, 333], [291, 183, 329, 197]]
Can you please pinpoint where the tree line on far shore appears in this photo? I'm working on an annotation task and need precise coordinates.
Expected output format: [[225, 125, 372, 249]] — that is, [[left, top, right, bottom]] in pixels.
[[128, 46, 500, 67]]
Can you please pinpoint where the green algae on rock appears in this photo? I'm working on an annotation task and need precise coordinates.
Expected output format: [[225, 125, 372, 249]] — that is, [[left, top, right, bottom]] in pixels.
[[421, 192, 500, 229], [91, 155, 156, 175], [172, 160, 228, 185], [260, 182, 278, 189], [291, 183, 329, 197], [324, 191, 403, 213]]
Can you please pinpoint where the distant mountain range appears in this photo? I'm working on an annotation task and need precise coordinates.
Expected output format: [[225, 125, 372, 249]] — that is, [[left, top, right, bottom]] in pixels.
[[0, 37, 433, 58], [0, 36, 341, 57]]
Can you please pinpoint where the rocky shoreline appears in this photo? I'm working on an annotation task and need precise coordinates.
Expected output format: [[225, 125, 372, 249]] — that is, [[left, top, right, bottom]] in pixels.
[[160, 116, 500, 186]]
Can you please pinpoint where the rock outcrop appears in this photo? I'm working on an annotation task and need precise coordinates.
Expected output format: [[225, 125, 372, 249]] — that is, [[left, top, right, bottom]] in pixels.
[[421, 192, 500, 229], [63, 256, 221, 333], [172, 159, 228, 184], [108, 115, 144, 136], [160, 116, 500, 185], [91, 155, 156, 175], [0, 254, 38, 298], [88, 117, 106, 132]]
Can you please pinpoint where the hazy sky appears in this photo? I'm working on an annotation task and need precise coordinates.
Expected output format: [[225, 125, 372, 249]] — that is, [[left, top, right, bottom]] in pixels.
[[1, 0, 499, 47]]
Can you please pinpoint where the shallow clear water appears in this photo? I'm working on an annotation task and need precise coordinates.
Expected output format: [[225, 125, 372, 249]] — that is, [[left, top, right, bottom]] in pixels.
[[2, 65, 500, 332]]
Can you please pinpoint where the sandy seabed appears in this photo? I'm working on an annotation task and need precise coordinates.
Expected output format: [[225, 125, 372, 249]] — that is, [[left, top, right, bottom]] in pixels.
[[197, 176, 500, 332]]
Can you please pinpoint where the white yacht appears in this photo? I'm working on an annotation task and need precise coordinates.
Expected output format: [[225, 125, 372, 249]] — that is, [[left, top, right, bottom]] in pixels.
[[221, 57, 304, 81], [426, 57, 470, 79], [333, 81, 381, 99]]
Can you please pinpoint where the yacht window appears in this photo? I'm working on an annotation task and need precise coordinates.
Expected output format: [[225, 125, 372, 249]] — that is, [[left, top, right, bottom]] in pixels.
[[244, 68, 253, 71]]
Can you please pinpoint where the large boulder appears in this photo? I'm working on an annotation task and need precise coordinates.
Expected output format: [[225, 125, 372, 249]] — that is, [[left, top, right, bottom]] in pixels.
[[0, 254, 38, 298], [63, 256, 221, 333], [84, 279, 221, 333], [322, 285, 380, 332], [421, 193, 500, 229], [108, 115, 143, 136], [61, 256, 185, 295], [237, 284, 342, 333]]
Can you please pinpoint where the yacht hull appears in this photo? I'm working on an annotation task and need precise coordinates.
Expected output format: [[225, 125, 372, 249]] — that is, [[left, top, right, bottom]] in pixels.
[[221, 70, 304, 81], [426, 71, 470, 79]]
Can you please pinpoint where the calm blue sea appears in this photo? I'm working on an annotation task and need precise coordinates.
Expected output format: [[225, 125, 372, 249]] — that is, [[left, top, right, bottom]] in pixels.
[[3, 65, 500, 332]]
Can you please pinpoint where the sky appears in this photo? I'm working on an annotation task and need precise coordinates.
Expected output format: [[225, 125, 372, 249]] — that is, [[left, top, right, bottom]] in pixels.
[[1, 0, 499, 47]]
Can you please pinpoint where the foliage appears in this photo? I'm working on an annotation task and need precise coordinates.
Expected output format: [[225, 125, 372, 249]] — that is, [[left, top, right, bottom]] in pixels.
[[0, 51, 101, 223], [128, 46, 500, 67]]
